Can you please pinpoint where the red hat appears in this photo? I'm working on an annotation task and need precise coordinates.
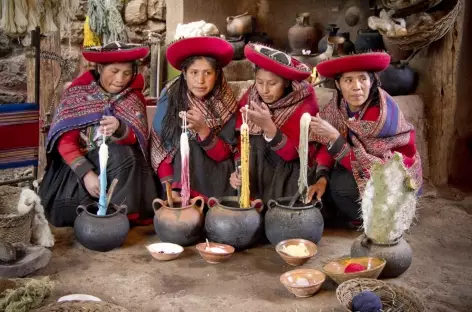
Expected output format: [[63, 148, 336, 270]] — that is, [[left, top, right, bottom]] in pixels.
[[82, 42, 149, 64], [244, 43, 311, 81], [166, 36, 234, 70], [316, 52, 391, 79]]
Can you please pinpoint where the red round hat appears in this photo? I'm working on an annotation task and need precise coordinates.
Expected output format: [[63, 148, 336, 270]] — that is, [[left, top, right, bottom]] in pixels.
[[244, 43, 311, 81], [316, 52, 391, 79], [166, 36, 234, 70], [82, 42, 149, 63]]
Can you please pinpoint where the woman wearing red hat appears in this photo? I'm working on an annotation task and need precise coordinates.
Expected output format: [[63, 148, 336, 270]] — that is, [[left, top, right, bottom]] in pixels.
[[40, 42, 158, 227], [229, 43, 319, 203], [150, 36, 239, 201], [306, 52, 422, 226]]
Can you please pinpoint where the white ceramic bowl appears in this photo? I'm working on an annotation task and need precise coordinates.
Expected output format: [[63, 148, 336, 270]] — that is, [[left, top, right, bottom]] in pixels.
[[146, 242, 184, 261]]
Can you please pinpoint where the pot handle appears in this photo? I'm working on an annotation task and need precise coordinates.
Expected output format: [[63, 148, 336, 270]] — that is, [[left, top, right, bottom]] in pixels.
[[251, 199, 264, 214], [118, 205, 128, 215], [313, 199, 323, 210], [76, 205, 87, 216], [361, 236, 373, 248], [152, 198, 166, 213], [267, 199, 277, 210], [207, 197, 219, 209], [191, 196, 205, 213], [226, 16, 234, 23]]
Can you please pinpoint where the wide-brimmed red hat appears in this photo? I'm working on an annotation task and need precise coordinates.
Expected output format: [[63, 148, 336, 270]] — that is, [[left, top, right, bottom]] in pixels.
[[316, 52, 391, 79], [166, 36, 234, 70], [244, 43, 311, 81], [82, 42, 149, 64]]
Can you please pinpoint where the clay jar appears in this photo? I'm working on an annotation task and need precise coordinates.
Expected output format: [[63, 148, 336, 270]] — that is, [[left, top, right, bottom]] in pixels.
[[378, 61, 418, 96], [265, 197, 324, 246], [288, 12, 317, 55], [205, 196, 264, 250], [318, 24, 339, 53], [355, 29, 385, 53], [227, 36, 245, 60], [74, 203, 130, 252], [153, 196, 205, 247], [226, 12, 253, 37], [351, 234, 413, 278]]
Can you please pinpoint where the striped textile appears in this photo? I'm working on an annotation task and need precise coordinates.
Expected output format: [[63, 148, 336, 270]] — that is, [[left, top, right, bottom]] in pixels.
[[0, 103, 39, 169]]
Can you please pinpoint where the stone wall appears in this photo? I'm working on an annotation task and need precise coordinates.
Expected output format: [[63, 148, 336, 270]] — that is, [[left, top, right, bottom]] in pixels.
[[0, 0, 166, 103]]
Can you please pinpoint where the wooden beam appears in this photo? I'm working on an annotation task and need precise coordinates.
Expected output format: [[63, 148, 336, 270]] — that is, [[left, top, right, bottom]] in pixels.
[[426, 6, 464, 186]]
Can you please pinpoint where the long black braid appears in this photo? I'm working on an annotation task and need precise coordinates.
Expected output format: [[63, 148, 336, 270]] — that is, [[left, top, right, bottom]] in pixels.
[[161, 56, 224, 148], [334, 72, 381, 108]]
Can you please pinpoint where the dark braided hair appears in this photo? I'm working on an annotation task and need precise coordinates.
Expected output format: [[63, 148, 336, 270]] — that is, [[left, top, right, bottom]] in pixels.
[[161, 56, 224, 148], [334, 72, 381, 108]]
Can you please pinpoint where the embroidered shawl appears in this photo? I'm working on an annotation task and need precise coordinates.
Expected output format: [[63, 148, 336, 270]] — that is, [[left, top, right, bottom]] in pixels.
[[245, 80, 312, 135], [150, 76, 238, 170], [310, 88, 422, 193], [46, 71, 149, 157]]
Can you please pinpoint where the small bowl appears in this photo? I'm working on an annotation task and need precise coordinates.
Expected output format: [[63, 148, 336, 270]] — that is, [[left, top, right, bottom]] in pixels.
[[196, 242, 235, 264], [280, 269, 326, 298], [275, 238, 318, 266], [322, 257, 386, 285], [146, 242, 184, 261]]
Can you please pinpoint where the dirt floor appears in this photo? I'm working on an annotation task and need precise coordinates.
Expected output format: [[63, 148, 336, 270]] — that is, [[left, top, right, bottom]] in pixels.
[[23, 187, 471, 312]]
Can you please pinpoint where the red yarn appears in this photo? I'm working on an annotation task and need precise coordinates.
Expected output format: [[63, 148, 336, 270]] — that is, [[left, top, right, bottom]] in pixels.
[[344, 263, 367, 273]]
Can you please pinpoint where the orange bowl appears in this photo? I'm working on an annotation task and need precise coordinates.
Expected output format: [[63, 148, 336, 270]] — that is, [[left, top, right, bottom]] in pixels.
[[196, 242, 235, 264], [280, 269, 326, 298]]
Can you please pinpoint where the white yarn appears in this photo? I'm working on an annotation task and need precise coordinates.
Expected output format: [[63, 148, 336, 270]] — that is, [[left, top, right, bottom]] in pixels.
[[298, 113, 311, 197]]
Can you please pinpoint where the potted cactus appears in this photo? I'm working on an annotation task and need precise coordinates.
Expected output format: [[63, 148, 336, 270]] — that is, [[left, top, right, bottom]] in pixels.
[[351, 152, 420, 278]]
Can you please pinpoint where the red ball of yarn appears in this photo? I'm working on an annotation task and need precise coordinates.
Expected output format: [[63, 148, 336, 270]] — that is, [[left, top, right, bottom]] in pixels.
[[344, 263, 367, 273]]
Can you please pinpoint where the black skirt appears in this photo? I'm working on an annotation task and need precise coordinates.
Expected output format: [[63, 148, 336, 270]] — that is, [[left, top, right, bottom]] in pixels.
[[39, 144, 160, 227]]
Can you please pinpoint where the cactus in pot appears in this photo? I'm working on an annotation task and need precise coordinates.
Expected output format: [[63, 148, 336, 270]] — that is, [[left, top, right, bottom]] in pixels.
[[351, 152, 421, 278]]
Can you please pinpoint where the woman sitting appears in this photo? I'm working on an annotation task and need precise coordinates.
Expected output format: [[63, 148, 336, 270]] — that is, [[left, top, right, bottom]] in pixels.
[[306, 52, 422, 225], [150, 36, 239, 202], [40, 42, 158, 227], [229, 44, 319, 203]]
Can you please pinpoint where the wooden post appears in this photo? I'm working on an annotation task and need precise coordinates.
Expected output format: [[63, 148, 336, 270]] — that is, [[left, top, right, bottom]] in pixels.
[[426, 5, 464, 186], [26, 31, 62, 178]]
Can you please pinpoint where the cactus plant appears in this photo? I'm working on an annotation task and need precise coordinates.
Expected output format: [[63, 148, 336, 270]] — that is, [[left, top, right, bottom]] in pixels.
[[360, 152, 419, 244]]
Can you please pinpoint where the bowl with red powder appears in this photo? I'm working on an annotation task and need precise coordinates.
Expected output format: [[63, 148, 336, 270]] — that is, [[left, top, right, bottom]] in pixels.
[[322, 257, 386, 285]]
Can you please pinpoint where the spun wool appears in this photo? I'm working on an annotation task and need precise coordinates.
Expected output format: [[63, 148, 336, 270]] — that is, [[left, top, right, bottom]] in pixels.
[[26, 0, 41, 32], [180, 112, 190, 207], [1, 0, 17, 35], [14, 0, 28, 34], [298, 113, 311, 198], [239, 106, 251, 208]]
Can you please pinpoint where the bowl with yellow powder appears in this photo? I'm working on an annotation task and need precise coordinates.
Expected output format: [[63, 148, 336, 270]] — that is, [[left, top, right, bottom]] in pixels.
[[275, 238, 318, 266], [280, 268, 326, 298]]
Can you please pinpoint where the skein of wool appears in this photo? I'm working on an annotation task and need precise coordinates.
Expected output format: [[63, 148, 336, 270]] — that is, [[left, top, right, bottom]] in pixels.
[[40, 0, 58, 34], [27, 0, 41, 32], [1, 0, 17, 35], [352, 291, 383, 312], [239, 106, 251, 208], [298, 113, 311, 198], [180, 112, 191, 207], [83, 15, 102, 46], [103, 0, 127, 44], [14, 0, 29, 34], [88, 0, 107, 37]]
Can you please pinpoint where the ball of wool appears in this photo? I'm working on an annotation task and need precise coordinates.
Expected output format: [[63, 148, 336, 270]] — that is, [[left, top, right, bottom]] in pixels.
[[352, 291, 382, 312], [344, 263, 367, 273]]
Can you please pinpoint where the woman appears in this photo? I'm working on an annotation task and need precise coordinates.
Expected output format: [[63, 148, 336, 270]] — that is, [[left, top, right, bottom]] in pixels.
[[150, 36, 239, 201], [306, 52, 422, 225], [229, 43, 319, 203], [40, 42, 158, 227]]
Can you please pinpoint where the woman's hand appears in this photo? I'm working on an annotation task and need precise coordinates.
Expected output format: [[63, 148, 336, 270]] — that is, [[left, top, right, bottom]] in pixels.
[[310, 113, 340, 143], [83, 171, 100, 198], [305, 177, 327, 203], [185, 109, 211, 139], [242, 102, 277, 138], [99, 116, 120, 136], [229, 171, 241, 189]]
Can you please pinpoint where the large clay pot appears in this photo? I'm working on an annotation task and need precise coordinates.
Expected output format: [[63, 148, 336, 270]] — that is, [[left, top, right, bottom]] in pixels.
[[318, 24, 339, 53], [265, 197, 324, 245], [351, 233, 413, 278], [153, 196, 205, 247], [382, 36, 413, 62], [378, 62, 418, 96], [227, 36, 245, 60], [226, 12, 253, 37], [205, 196, 264, 250], [74, 203, 130, 252], [288, 12, 317, 55], [355, 29, 385, 53], [338, 32, 356, 56]]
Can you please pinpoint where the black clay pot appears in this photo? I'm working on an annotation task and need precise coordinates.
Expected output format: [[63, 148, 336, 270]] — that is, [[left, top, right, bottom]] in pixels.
[[265, 197, 324, 245], [378, 62, 418, 96], [318, 24, 339, 53], [227, 36, 246, 60], [205, 196, 264, 250], [355, 29, 385, 53], [74, 203, 130, 252]]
